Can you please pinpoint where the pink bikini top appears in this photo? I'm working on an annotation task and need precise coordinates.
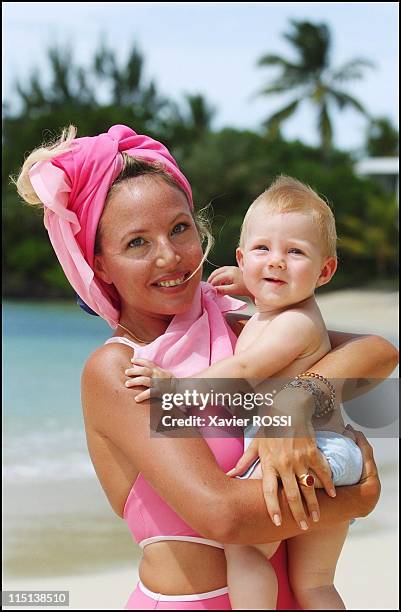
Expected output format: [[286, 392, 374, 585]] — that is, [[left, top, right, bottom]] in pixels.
[[104, 282, 247, 550]]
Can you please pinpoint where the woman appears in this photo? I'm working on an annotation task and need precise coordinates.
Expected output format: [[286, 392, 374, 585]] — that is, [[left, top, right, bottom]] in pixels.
[[16, 124, 395, 610]]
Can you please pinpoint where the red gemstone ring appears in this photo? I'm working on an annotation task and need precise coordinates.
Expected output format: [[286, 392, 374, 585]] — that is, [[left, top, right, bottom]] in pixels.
[[297, 472, 315, 487]]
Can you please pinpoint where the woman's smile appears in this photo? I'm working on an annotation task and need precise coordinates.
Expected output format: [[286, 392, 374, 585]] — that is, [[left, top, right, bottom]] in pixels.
[[152, 270, 192, 288]]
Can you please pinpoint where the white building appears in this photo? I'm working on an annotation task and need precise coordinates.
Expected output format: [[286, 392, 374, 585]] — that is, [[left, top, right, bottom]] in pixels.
[[355, 157, 399, 203]]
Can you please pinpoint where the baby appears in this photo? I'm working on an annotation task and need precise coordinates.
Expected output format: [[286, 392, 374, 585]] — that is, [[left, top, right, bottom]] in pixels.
[[127, 176, 363, 610]]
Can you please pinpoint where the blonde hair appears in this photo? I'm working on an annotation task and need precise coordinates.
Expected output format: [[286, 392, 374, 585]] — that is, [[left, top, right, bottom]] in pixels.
[[239, 175, 337, 258], [12, 125, 214, 266], [13, 125, 77, 206]]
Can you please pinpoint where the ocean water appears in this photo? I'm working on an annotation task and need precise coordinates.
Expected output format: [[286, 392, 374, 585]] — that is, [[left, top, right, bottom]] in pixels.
[[3, 300, 112, 483]]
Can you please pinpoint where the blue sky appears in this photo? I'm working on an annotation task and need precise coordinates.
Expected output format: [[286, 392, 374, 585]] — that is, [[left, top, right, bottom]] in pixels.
[[3, 2, 399, 151]]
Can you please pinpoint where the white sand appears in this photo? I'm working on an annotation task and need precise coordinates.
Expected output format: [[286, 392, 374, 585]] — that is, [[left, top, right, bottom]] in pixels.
[[3, 530, 398, 610], [316, 289, 398, 338], [336, 531, 399, 610], [3, 290, 398, 610], [2, 567, 139, 610]]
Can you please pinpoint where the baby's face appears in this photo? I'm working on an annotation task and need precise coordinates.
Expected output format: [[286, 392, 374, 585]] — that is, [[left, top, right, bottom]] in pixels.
[[237, 210, 335, 311]]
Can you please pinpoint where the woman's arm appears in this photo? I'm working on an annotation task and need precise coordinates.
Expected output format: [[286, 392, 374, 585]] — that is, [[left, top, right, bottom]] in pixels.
[[223, 426, 380, 544], [81, 345, 380, 546], [225, 318, 398, 529], [326, 330, 399, 399]]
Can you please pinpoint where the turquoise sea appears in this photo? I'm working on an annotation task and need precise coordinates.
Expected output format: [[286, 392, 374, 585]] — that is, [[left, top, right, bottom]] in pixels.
[[4, 300, 142, 577], [3, 300, 113, 482]]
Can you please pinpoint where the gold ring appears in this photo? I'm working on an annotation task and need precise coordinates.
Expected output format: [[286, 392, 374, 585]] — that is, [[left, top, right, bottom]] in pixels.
[[297, 472, 315, 487]]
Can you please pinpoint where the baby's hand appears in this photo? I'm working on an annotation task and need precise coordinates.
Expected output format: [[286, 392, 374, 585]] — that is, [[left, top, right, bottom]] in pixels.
[[207, 266, 250, 297], [125, 357, 174, 403]]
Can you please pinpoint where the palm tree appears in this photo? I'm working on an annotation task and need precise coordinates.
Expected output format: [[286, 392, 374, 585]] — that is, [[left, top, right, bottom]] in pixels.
[[164, 93, 215, 154], [184, 94, 215, 137], [257, 20, 374, 154], [93, 43, 167, 121]]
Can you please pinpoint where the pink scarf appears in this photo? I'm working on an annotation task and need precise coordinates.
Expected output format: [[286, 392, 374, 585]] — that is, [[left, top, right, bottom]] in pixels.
[[28, 125, 193, 328], [131, 282, 246, 376]]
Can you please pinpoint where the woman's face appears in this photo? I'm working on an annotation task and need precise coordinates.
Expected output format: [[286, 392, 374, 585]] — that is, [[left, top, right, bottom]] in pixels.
[[94, 176, 203, 319]]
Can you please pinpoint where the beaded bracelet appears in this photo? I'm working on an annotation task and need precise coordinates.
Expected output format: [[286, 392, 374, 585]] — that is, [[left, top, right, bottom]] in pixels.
[[281, 372, 335, 418], [296, 371, 336, 418]]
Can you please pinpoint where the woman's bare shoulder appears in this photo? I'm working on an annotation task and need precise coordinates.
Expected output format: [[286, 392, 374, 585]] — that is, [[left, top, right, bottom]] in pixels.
[[82, 341, 133, 384], [81, 341, 134, 428]]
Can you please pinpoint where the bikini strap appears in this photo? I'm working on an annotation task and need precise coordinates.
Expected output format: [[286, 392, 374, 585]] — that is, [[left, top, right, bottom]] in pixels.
[[104, 336, 139, 350]]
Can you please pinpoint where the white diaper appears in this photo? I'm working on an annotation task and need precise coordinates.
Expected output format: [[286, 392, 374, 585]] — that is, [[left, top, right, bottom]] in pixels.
[[238, 430, 362, 526], [315, 430, 363, 486], [240, 430, 363, 486]]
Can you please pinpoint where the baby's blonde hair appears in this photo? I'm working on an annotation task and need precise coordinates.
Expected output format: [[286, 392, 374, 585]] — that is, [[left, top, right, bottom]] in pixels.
[[239, 175, 337, 258]]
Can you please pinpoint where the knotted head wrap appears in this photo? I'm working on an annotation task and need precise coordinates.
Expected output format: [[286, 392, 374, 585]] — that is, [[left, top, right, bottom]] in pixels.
[[28, 125, 193, 328]]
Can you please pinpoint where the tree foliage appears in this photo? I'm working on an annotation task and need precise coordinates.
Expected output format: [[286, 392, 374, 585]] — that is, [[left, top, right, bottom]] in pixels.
[[3, 39, 398, 299], [366, 117, 399, 157]]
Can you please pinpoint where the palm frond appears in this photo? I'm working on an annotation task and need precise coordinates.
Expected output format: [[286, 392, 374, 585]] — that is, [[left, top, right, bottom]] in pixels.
[[264, 99, 300, 135], [93, 44, 116, 77], [329, 89, 369, 116], [258, 81, 305, 96], [331, 58, 375, 83], [284, 20, 331, 71], [257, 54, 298, 70], [125, 45, 144, 92]]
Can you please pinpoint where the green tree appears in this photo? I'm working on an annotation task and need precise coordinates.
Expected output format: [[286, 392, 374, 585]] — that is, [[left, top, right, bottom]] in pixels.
[[182, 128, 395, 287], [339, 192, 398, 277], [161, 93, 216, 160], [366, 117, 399, 157], [257, 20, 374, 155], [92, 43, 167, 125], [3, 42, 397, 298]]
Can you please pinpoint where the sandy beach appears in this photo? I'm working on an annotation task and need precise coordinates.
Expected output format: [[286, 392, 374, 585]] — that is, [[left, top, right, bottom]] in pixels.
[[316, 288, 399, 338], [3, 290, 398, 610], [4, 527, 398, 610], [3, 449, 398, 610]]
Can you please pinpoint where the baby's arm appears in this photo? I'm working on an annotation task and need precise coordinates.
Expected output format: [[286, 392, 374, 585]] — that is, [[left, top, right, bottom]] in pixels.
[[190, 309, 319, 382], [127, 310, 319, 400]]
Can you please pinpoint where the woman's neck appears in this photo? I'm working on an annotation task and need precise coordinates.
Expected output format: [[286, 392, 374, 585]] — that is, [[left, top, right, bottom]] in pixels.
[[117, 306, 174, 344]]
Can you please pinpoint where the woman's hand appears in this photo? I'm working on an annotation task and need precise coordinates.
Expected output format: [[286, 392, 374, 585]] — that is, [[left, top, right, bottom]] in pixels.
[[226, 386, 336, 530], [125, 357, 174, 403], [207, 266, 251, 297], [228, 436, 335, 531], [346, 424, 381, 511]]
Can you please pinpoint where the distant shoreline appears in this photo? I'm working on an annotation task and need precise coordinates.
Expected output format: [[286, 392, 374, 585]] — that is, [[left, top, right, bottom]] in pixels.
[[3, 279, 399, 304], [236, 288, 398, 340]]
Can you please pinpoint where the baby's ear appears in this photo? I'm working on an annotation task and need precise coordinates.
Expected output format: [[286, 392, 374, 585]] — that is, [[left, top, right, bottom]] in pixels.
[[236, 247, 244, 270], [316, 257, 337, 288]]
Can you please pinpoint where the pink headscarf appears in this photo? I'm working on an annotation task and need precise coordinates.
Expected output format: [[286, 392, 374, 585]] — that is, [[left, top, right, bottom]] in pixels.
[[28, 125, 193, 327]]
